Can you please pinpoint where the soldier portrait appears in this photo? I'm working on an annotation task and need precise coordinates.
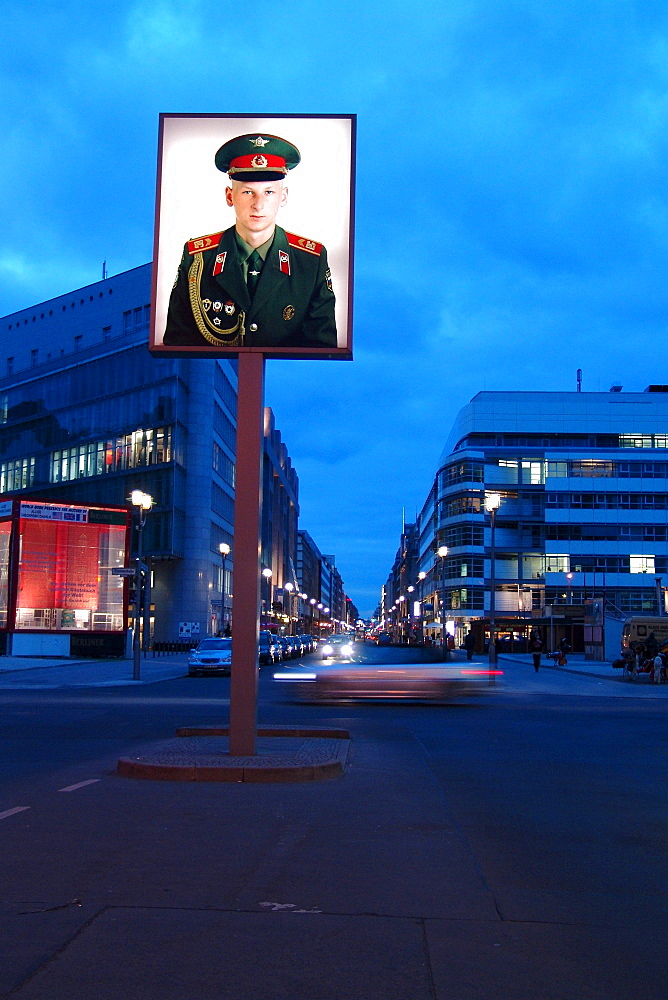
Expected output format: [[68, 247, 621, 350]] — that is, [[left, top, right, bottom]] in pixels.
[[150, 115, 354, 359]]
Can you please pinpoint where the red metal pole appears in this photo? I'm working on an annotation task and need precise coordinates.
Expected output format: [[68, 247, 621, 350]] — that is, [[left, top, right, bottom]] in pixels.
[[229, 352, 265, 755]]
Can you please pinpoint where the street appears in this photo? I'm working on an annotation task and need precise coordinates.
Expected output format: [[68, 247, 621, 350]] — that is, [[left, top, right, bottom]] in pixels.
[[0, 643, 666, 998]]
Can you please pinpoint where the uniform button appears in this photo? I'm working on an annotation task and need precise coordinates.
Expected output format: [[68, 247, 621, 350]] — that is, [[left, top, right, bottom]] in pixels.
[[249, 323, 258, 332]]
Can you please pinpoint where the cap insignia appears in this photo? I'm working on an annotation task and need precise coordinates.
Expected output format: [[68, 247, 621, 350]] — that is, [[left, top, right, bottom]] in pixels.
[[249, 136, 270, 147], [251, 154, 268, 168]]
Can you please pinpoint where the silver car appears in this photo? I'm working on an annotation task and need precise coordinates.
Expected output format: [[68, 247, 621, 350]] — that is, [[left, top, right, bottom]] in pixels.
[[188, 637, 232, 676]]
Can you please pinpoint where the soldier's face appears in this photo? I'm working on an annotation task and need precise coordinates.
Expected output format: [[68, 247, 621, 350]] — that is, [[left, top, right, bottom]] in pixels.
[[226, 179, 288, 242]]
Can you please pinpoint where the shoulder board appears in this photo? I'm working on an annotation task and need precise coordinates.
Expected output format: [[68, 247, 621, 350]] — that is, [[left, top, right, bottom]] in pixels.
[[285, 232, 323, 256], [187, 232, 223, 255]]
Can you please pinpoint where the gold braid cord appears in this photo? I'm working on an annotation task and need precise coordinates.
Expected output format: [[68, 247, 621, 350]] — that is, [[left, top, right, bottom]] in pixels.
[[188, 253, 245, 347]]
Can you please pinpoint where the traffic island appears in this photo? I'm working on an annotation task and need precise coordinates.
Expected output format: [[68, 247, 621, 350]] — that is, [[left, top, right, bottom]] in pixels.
[[117, 726, 350, 783]]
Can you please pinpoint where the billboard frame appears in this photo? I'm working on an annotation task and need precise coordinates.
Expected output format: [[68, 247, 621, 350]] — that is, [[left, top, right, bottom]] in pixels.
[[150, 112, 355, 361]]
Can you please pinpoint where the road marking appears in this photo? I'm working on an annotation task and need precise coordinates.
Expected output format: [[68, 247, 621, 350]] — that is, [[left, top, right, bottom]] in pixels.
[[0, 806, 30, 820], [58, 779, 101, 792]]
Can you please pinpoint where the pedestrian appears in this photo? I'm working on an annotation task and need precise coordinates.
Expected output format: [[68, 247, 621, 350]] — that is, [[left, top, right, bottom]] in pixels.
[[464, 630, 476, 661], [529, 631, 544, 672], [652, 653, 665, 684], [559, 636, 571, 666]]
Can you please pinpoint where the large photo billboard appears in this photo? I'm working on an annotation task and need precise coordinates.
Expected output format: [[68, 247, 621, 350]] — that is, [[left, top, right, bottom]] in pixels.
[[150, 114, 355, 360]]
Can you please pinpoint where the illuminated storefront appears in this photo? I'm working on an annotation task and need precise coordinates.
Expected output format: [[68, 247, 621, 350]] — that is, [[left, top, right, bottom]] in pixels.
[[0, 499, 129, 657]]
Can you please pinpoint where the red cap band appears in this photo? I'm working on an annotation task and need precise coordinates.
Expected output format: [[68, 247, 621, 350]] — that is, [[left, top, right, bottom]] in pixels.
[[228, 153, 288, 175]]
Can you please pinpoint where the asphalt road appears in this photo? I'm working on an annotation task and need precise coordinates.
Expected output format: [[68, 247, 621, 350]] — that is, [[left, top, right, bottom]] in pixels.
[[1, 643, 666, 998]]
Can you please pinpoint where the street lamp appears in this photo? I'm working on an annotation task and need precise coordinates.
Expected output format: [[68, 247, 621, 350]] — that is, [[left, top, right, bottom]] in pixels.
[[219, 542, 231, 634], [566, 572, 573, 605], [129, 490, 153, 681], [284, 581, 294, 634], [262, 567, 272, 628], [485, 492, 502, 666], [437, 545, 449, 660]]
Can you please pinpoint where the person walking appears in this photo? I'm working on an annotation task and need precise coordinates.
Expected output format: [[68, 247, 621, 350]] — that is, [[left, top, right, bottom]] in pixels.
[[559, 635, 571, 666], [529, 631, 544, 672], [464, 630, 475, 661]]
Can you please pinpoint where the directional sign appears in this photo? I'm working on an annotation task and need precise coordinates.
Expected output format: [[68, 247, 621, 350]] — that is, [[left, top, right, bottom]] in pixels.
[[112, 567, 135, 577]]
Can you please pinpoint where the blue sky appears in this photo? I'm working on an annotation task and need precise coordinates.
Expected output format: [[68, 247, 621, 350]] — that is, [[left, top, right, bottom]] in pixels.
[[2, 1, 668, 615]]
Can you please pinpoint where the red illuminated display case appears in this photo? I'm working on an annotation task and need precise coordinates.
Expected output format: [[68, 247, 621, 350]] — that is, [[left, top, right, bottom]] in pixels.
[[0, 499, 130, 658]]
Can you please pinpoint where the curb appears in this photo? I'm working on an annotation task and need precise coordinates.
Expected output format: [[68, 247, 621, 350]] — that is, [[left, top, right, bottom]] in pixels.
[[117, 726, 350, 783]]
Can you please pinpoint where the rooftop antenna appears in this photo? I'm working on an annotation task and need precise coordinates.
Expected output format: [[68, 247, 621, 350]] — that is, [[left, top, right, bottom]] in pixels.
[[576, 368, 582, 393], [102, 261, 107, 280]]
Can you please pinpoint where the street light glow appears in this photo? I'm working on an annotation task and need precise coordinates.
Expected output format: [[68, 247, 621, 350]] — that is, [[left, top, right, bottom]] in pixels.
[[485, 492, 502, 513]]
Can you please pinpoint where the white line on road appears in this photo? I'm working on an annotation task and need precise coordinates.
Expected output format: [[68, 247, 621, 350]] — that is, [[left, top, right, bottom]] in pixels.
[[0, 806, 30, 820], [58, 779, 101, 793]]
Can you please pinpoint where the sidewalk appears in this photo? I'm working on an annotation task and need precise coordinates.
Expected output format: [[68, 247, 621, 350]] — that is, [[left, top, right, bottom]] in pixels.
[[498, 651, 615, 680], [0, 652, 189, 687]]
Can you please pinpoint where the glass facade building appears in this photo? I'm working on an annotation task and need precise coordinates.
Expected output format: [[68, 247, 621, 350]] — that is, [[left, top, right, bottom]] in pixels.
[[385, 390, 668, 656], [0, 264, 237, 641]]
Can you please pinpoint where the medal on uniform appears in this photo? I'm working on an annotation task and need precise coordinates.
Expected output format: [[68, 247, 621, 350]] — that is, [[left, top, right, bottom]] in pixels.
[[212, 252, 227, 277], [279, 250, 290, 276], [202, 299, 212, 312], [283, 305, 295, 321], [213, 301, 222, 312], [224, 301, 235, 315]]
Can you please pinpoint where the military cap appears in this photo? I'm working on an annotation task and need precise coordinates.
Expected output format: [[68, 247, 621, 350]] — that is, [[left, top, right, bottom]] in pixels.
[[215, 133, 301, 181]]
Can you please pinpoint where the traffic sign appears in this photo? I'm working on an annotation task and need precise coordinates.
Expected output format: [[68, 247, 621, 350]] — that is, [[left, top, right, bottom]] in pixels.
[[112, 567, 135, 577]]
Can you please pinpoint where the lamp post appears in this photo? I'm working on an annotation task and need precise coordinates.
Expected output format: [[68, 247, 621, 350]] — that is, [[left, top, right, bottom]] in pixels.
[[485, 492, 502, 666], [407, 585, 415, 644], [284, 581, 294, 634], [437, 545, 449, 660], [417, 571, 426, 644], [130, 490, 153, 681], [566, 571, 573, 605], [219, 542, 230, 634], [262, 567, 272, 628]]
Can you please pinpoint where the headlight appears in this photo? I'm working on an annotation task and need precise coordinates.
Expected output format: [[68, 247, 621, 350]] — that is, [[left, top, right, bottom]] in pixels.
[[322, 644, 334, 655], [341, 644, 353, 656]]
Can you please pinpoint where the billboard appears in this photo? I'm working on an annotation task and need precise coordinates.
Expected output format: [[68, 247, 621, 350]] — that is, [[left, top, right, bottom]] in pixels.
[[150, 114, 355, 360]]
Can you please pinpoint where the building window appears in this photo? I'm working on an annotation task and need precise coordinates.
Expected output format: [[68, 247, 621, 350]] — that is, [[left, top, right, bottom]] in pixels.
[[30, 349, 38, 367], [630, 555, 655, 575], [0, 457, 35, 493], [50, 426, 172, 484]]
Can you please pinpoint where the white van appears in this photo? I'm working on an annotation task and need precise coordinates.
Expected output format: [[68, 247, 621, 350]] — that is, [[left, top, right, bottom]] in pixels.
[[621, 617, 668, 651]]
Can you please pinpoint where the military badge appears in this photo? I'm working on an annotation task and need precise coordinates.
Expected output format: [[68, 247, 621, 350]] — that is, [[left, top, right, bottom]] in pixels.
[[202, 299, 212, 312], [251, 154, 268, 168], [212, 252, 227, 277], [249, 136, 270, 147], [213, 317, 221, 326], [224, 301, 235, 315], [326, 268, 333, 292], [213, 301, 222, 312], [283, 305, 295, 321], [279, 250, 291, 276]]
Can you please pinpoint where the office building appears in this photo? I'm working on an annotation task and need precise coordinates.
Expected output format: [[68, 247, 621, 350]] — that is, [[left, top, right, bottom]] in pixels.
[[386, 390, 668, 657], [1, 265, 246, 642]]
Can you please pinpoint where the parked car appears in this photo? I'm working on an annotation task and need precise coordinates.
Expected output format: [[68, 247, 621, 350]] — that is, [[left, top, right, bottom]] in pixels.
[[259, 630, 281, 665], [299, 634, 315, 653], [283, 635, 301, 658], [188, 637, 232, 676], [273, 635, 291, 660], [290, 635, 305, 657]]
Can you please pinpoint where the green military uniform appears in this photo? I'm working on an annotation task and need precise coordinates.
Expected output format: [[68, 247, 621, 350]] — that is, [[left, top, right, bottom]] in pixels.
[[163, 224, 337, 349], [163, 131, 338, 351]]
